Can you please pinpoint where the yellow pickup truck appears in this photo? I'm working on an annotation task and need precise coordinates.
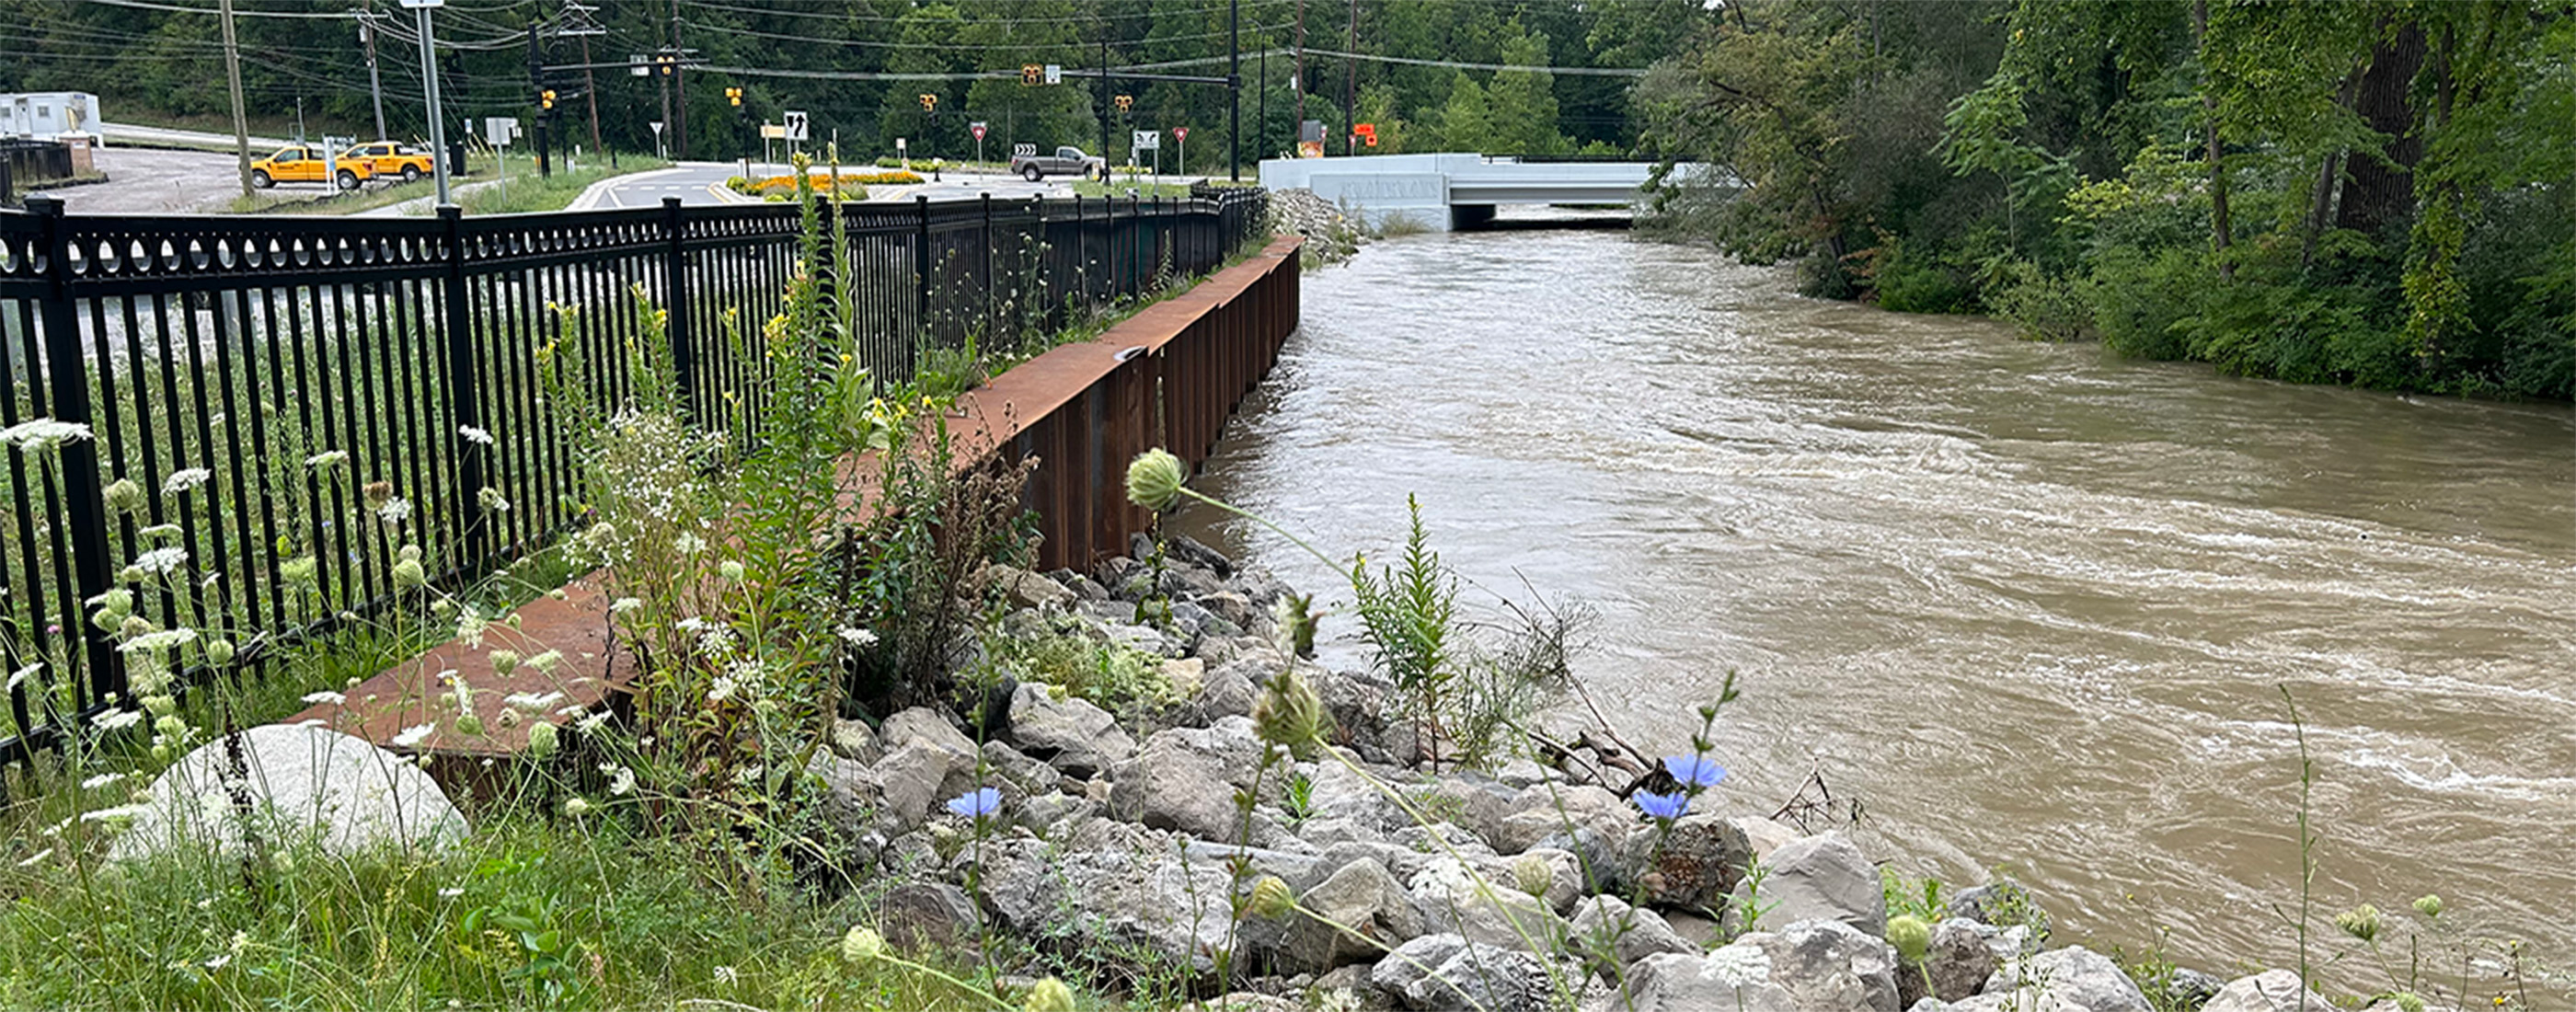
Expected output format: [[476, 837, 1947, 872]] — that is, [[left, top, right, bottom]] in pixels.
[[248, 144, 369, 190], [340, 141, 434, 183]]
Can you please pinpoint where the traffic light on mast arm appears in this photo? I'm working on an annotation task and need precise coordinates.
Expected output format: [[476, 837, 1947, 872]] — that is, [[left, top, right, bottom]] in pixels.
[[726, 86, 743, 108], [540, 89, 557, 110], [1021, 63, 1041, 86], [1113, 94, 1133, 113]]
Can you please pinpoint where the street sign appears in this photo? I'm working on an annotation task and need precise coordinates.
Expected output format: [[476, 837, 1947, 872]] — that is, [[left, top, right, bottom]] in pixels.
[[970, 121, 988, 142], [782, 110, 809, 143], [485, 116, 520, 146], [629, 54, 651, 76], [1013, 143, 1038, 158], [1173, 127, 1189, 143], [1133, 130, 1159, 151], [759, 123, 786, 140], [397, 0, 443, 7], [1043, 64, 1063, 86], [649, 121, 664, 137]]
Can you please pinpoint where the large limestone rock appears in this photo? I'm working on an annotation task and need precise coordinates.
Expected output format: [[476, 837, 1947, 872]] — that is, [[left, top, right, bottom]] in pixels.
[[1619, 811, 1754, 912], [1952, 947, 2151, 1012], [1407, 855, 1569, 953], [1493, 783, 1631, 860], [976, 830, 1241, 974], [1008, 682, 1136, 779], [1567, 894, 1696, 972], [1923, 918, 2001, 1003], [2199, 971, 2332, 1012], [985, 563, 1078, 612], [1108, 717, 1275, 842], [879, 881, 982, 951], [111, 723, 466, 862], [1613, 920, 1900, 1012], [1372, 934, 1565, 1012], [1279, 857, 1425, 973], [1724, 834, 1887, 937]]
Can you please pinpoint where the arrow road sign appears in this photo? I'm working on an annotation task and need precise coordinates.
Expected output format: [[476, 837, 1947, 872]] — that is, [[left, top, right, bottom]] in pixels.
[[782, 110, 809, 143]]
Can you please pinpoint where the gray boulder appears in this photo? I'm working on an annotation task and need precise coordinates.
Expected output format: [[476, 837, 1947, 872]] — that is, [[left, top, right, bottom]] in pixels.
[[873, 742, 975, 830], [980, 740, 1064, 798], [1949, 880, 2051, 940], [1608, 922, 1900, 1012], [986, 563, 1078, 611], [2200, 971, 2332, 1012], [829, 718, 881, 764], [1406, 856, 1569, 953], [1383, 937, 1564, 1012], [882, 707, 980, 765], [1108, 717, 1277, 842], [879, 881, 981, 950], [1008, 682, 1137, 778], [1724, 834, 1887, 937], [1619, 811, 1754, 913], [1567, 894, 1696, 972], [1187, 658, 1265, 726], [1494, 783, 1631, 857], [1370, 933, 1469, 1000], [111, 723, 466, 862], [1279, 857, 1426, 973], [1953, 947, 2149, 1012], [1924, 918, 1999, 1003], [976, 834, 1241, 974]]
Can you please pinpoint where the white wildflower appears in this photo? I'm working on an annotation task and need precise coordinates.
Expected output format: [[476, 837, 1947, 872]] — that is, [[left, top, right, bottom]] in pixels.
[[301, 690, 347, 707], [6, 663, 39, 691], [202, 954, 230, 972], [118, 627, 197, 656], [0, 419, 93, 454], [92, 708, 143, 731], [162, 468, 213, 495], [131, 546, 188, 575], [78, 803, 146, 823], [80, 772, 124, 790], [392, 723, 433, 748], [376, 497, 412, 526], [477, 487, 510, 513], [438, 887, 465, 898], [707, 673, 738, 703], [673, 615, 707, 633], [455, 604, 489, 648], [574, 711, 610, 734], [139, 523, 182, 540], [673, 533, 707, 555], [713, 965, 738, 986], [304, 450, 348, 470], [502, 691, 564, 711], [604, 764, 636, 796], [835, 626, 879, 648], [696, 627, 735, 657], [609, 597, 641, 614], [458, 425, 494, 446], [523, 650, 562, 673]]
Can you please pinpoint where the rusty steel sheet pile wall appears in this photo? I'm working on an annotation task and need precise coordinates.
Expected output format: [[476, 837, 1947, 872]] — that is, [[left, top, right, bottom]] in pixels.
[[975, 236, 1304, 571]]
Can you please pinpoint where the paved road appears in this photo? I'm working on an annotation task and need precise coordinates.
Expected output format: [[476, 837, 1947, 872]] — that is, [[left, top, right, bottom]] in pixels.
[[575, 161, 1205, 210], [37, 146, 247, 214]]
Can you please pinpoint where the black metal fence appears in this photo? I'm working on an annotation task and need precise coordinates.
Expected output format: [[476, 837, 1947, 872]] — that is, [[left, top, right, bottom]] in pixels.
[[0, 186, 1269, 769]]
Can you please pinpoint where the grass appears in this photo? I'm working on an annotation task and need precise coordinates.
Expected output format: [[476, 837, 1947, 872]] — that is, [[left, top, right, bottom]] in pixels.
[[454, 159, 672, 216], [220, 163, 495, 216]]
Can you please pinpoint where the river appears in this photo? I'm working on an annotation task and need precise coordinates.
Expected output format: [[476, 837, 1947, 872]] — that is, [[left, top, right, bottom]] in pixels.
[[1171, 221, 2576, 980]]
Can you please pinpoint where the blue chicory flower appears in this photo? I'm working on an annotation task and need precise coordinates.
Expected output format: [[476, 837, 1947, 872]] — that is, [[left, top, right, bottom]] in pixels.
[[1663, 754, 1729, 789], [1632, 790, 1691, 821], [946, 787, 1002, 820]]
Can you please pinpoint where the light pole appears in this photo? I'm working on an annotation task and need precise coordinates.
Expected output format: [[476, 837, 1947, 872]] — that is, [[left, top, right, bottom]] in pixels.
[[404, 0, 453, 205]]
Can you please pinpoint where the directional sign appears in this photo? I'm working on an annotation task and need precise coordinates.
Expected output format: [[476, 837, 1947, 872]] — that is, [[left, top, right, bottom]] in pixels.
[[485, 116, 520, 147], [397, 0, 443, 7], [970, 121, 988, 142], [1043, 63, 1063, 86], [1133, 130, 1159, 151], [782, 110, 809, 143], [759, 123, 786, 140], [1013, 143, 1038, 158]]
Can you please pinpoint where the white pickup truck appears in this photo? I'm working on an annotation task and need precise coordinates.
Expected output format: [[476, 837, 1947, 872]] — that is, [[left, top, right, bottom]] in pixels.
[[1009, 145, 1106, 182]]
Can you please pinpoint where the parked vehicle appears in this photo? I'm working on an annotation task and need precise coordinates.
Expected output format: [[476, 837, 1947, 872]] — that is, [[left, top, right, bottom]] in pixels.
[[1008, 145, 1104, 182], [340, 141, 433, 183], [247, 144, 367, 190]]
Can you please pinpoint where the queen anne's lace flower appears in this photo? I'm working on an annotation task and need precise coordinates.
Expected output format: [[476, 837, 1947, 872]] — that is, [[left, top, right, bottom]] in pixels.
[[131, 546, 188, 575], [458, 425, 495, 446], [377, 497, 413, 526], [1, 419, 92, 454], [305, 450, 348, 470], [162, 468, 213, 495], [392, 723, 433, 748]]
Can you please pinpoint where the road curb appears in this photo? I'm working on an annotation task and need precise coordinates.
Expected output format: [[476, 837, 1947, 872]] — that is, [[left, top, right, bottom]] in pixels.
[[568, 166, 695, 212]]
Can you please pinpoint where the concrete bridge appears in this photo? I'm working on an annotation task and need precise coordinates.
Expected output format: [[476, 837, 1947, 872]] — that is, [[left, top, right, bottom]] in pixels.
[[1259, 153, 1656, 231]]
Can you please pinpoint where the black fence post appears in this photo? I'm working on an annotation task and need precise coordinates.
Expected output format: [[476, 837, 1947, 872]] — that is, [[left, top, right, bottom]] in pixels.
[[980, 192, 994, 339], [661, 197, 696, 424], [437, 204, 489, 569], [914, 195, 932, 344], [26, 196, 119, 709]]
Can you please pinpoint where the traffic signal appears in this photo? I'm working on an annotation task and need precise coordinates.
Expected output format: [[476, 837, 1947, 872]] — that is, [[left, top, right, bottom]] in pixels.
[[725, 86, 743, 107], [918, 93, 937, 112], [656, 53, 675, 77], [540, 89, 557, 110], [1113, 94, 1133, 113], [1021, 63, 1042, 86]]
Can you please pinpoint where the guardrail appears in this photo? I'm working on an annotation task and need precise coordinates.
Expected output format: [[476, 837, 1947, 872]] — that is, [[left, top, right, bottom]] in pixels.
[[0, 187, 1270, 772]]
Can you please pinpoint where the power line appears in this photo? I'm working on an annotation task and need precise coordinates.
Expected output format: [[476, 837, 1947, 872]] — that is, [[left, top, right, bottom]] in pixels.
[[1299, 47, 1650, 77]]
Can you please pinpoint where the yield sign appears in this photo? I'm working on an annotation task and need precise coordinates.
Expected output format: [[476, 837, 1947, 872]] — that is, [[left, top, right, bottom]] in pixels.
[[1173, 127, 1189, 142], [970, 121, 988, 142]]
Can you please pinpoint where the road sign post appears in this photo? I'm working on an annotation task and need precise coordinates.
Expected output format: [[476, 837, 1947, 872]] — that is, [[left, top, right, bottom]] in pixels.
[[1133, 130, 1159, 180], [402, 0, 452, 203], [782, 110, 808, 158], [971, 121, 987, 166], [1174, 126, 1189, 178]]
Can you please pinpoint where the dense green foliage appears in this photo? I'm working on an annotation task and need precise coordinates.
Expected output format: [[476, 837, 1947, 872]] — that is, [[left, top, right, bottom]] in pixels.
[[0, 0, 1694, 167], [1639, 0, 2575, 399]]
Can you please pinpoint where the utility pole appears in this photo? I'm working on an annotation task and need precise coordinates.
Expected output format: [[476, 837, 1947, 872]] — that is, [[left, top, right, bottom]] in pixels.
[[220, 0, 251, 196], [1098, 31, 1110, 171], [1259, 38, 1269, 162], [573, 11, 603, 155], [1294, 0, 1305, 139], [414, 0, 452, 204], [670, 0, 686, 160], [359, 6, 387, 141], [1228, 0, 1240, 181], [1343, 0, 1356, 156], [527, 22, 551, 178]]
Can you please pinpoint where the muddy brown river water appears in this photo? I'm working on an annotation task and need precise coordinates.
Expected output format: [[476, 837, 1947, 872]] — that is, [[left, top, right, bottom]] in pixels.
[[1171, 222, 2576, 980]]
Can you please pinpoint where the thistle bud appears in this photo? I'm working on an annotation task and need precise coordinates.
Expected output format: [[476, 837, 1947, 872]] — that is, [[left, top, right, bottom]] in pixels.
[[1886, 914, 1932, 963], [840, 925, 883, 963], [392, 558, 427, 590], [526, 720, 558, 760], [103, 478, 145, 514], [2335, 903, 2382, 944], [1123, 448, 1186, 512], [119, 614, 155, 642], [1251, 668, 1329, 761], [144, 694, 177, 718], [454, 712, 484, 737], [1020, 977, 1078, 1012], [489, 650, 520, 677], [2412, 894, 2442, 919], [206, 638, 236, 665], [1248, 876, 1295, 920]]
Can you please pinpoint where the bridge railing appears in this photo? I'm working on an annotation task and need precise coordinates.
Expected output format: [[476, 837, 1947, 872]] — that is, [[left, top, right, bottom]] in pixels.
[[0, 186, 1268, 771]]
